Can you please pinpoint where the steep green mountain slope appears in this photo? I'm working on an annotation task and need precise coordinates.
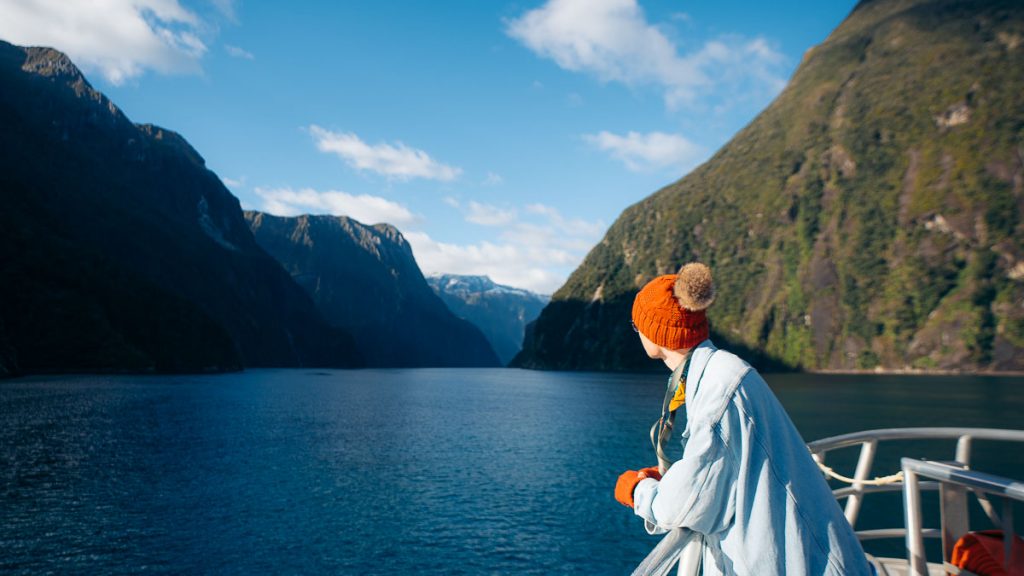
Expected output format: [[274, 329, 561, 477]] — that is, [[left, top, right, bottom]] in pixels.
[[515, 0, 1024, 372], [246, 212, 500, 367], [0, 41, 363, 373], [427, 274, 549, 366]]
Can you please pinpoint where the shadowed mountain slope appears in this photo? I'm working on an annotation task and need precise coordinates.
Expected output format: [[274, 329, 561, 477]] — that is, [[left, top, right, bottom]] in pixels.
[[515, 0, 1024, 372], [245, 212, 500, 368], [0, 41, 362, 374]]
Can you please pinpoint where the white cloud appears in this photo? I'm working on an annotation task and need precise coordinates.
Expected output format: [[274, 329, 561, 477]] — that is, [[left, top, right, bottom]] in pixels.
[[224, 44, 254, 60], [309, 125, 462, 182], [250, 185, 604, 293], [210, 0, 237, 22], [483, 172, 504, 186], [690, 36, 788, 98], [583, 130, 705, 172], [221, 176, 245, 188], [405, 232, 568, 294], [254, 187, 417, 226], [506, 0, 786, 108], [524, 203, 558, 217], [410, 200, 605, 293], [524, 203, 606, 239], [465, 201, 517, 227], [0, 0, 210, 85]]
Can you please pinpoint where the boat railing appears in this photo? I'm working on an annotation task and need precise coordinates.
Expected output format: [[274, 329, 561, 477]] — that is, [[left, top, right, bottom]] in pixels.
[[902, 458, 1024, 575], [630, 528, 701, 576], [810, 427, 1024, 575], [632, 427, 1024, 576]]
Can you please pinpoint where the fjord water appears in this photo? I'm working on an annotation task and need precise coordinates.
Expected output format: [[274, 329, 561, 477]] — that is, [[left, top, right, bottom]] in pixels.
[[2, 370, 1023, 574]]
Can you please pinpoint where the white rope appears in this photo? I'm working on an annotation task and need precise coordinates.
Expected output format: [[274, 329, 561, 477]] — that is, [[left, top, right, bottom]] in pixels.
[[816, 461, 904, 486]]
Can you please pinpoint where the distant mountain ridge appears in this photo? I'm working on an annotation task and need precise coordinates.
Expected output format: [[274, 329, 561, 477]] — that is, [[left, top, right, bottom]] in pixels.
[[515, 0, 1024, 372], [246, 212, 501, 367], [0, 40, 362, 373], [427, 274, 549, 366]]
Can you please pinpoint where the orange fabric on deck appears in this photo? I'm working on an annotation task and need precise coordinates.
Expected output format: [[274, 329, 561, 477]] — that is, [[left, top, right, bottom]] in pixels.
[[950, 530, 1024, 576]]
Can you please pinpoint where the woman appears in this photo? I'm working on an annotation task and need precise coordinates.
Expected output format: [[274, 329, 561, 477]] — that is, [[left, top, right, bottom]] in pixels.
[[615, 263, 872, 575]]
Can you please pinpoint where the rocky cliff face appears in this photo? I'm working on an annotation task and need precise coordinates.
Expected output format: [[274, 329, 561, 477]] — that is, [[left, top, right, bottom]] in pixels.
[[245, 212, 500, 367], [0, 41, 362, 374], [427, 275, 549, 366], [515, 0, 1024, 372]]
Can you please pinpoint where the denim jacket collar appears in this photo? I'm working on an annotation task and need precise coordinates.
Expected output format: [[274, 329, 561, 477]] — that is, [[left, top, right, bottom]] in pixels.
[[684, 339, 718, 403]]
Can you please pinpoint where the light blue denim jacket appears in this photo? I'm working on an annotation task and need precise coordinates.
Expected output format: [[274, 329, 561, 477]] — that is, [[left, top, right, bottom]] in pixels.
[[632, 340, 872, 575]]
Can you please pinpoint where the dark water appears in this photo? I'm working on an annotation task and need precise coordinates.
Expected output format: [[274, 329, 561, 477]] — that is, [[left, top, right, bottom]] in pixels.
[[1, 369, 1022, 574]]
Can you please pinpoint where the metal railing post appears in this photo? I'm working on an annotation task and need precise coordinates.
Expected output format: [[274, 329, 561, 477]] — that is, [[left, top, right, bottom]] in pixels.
[[631, 529, 697, 576], [939, 474, 968, 563], [902, 460, 928, 576], [955, 435, 972, 466], [844, 440, 877, 527]]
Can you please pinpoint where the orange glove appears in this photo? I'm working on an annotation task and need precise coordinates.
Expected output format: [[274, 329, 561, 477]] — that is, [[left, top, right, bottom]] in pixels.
[[614, 466, 662, 508]]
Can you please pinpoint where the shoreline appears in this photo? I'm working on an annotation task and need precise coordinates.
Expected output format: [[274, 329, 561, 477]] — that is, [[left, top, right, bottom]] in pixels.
[[3, 366, 1024, 380], [808, 368, 1024, 377]]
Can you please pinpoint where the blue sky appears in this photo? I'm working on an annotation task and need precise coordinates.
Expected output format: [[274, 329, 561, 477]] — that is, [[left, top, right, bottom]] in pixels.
[[0, 0, 857, 293]]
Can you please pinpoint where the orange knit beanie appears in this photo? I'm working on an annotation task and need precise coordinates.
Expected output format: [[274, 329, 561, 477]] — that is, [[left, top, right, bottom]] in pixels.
[[631, 263, 716, 350]]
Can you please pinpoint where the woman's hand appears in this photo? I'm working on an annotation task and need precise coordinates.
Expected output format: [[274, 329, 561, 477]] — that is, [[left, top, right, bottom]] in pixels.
[[615, 466, 663, 507], [637, 466, 662, 481]]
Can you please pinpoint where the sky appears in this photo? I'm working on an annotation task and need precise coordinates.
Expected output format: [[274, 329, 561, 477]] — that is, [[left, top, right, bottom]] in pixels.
[[0, 0, 859, 294]]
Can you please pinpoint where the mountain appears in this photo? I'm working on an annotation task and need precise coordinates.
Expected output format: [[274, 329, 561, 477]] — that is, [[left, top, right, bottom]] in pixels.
[[515, 0, 1024, 373], [0, 319, 15, 377], [426, 274, 549, 366], [0, 41, 362, 374], [245, 212, 501, 367]]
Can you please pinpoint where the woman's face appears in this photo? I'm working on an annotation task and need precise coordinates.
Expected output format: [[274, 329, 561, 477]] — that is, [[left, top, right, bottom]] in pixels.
[[638, 332, 665, 360]]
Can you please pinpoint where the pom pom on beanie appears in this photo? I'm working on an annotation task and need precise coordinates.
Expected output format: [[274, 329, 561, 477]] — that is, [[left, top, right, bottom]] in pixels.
[[631, 263, 715, 350], [674, 263, 716, 311]]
